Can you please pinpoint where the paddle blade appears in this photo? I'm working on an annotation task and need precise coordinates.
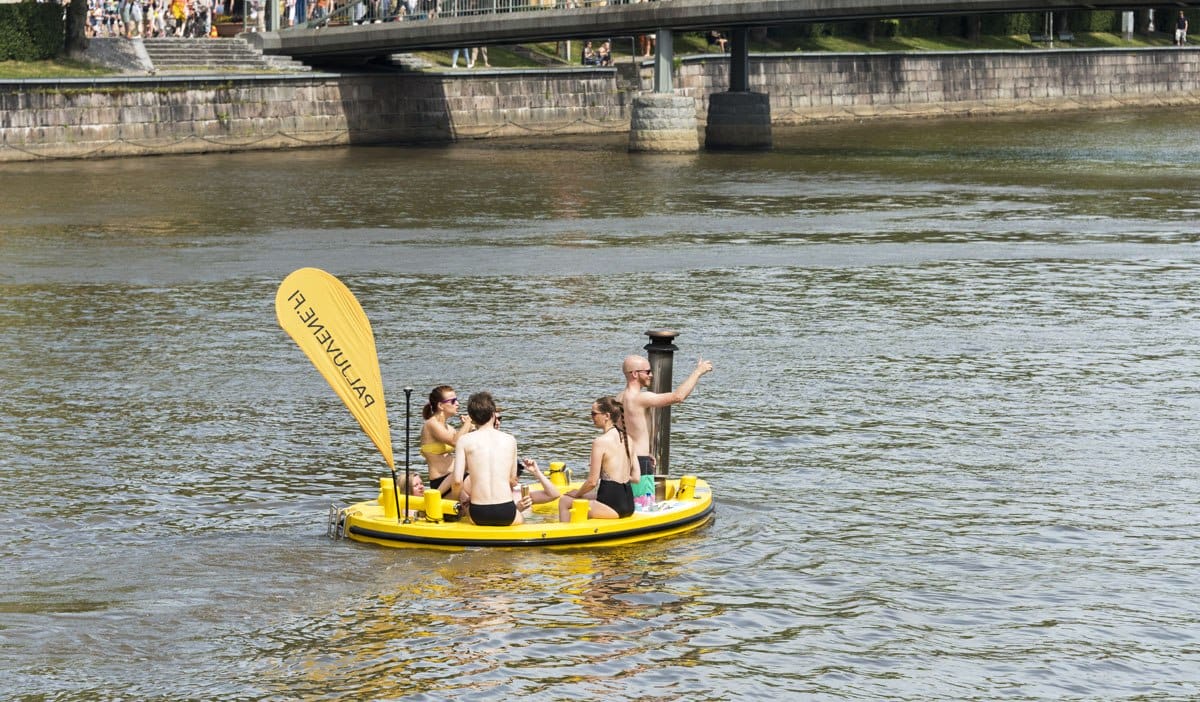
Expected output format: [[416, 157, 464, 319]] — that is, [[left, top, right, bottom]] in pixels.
[[276, 268, 394, 469]]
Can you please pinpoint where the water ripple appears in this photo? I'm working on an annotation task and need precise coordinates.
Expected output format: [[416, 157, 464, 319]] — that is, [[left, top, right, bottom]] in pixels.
[[5, 111, 1200, 699]]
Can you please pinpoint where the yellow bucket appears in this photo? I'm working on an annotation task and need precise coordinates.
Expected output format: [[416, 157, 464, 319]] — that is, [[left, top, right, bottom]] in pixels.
[[569, 499, 590, 522]]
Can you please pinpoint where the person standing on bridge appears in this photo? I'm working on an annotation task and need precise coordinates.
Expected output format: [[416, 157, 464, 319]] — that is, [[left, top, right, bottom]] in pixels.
[[1176, 11, 1189, 46]]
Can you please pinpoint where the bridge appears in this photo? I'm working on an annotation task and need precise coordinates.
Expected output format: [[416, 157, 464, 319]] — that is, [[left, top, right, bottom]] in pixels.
[[242, 0, 1194, 153], [248, 0, 1184, 61]]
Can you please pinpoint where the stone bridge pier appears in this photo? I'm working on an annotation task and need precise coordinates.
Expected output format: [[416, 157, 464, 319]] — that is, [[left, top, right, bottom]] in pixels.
[[628, 30, 699, 152], [628, 28, 772, 153], [705, 28, 772, 150]]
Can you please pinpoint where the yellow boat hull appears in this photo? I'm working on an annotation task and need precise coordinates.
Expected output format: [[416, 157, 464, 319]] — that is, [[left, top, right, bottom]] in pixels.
[[335, 476, 714, 549]]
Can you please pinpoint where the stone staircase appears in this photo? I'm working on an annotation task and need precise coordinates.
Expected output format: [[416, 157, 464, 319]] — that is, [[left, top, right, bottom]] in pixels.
[[386, 53, 434, 71], [141, 37, 311, 73]]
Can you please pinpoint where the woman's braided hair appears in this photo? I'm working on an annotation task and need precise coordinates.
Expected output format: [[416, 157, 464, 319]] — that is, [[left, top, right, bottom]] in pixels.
[[595, 396, 633, 468]]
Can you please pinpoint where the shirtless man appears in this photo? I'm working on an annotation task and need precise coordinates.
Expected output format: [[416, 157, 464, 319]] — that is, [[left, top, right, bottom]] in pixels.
[[453, 391, 523, 526], [616, 354, 713, 477]]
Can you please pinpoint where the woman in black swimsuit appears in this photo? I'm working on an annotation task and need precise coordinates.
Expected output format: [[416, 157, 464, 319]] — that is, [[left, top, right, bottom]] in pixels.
[[557, 396, 636, 521]]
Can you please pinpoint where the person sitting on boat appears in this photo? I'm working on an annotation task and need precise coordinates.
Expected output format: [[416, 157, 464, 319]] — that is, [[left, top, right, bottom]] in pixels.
[[617, 354, 712, 476], [394, 472, 428, 519], [404, 472, 426, 497], [557, 396, 636, 521], [454, 392, 524, 527], [420, 385, 474, 499]]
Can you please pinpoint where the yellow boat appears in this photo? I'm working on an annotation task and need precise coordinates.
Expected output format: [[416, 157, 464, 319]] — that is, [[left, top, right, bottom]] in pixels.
[[330, 474, 714, 549], [277, 269, 714, 550]]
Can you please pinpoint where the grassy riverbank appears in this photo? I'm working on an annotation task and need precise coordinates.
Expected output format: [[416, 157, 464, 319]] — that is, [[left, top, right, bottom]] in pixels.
[[0, 58, 116, 78], [416, 29, 1176, 69]]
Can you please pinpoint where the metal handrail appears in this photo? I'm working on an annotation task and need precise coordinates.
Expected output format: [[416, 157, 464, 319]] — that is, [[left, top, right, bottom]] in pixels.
[[285, 0, 649, 30]]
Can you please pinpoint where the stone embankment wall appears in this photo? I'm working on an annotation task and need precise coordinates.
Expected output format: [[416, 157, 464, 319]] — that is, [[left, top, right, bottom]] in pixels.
[[0, 70, 626, 161], [3, 48, 1200, 161], [675, 48, 1200, 122]]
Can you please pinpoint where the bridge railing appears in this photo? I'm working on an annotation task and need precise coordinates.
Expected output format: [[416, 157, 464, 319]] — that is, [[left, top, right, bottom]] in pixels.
[[288, 0, 636, 30]]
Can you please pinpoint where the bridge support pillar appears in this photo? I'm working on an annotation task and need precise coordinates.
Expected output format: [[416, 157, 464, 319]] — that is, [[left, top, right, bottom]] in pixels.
[[705, 28, 771, 150], [628, 93, 699, 153], [705, 91, 772, 150], [730, 27, 749, 92], [630, 29, 698, 153], [653, 29, 673, 93]]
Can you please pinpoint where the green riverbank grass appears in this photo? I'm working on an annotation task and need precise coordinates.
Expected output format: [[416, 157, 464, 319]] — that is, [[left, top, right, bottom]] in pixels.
[[0, 58, 115, 78], [467, 30, 1175, 68]]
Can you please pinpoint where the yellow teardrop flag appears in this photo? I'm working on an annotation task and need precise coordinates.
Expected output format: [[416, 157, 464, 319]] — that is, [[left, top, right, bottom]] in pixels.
[[276, 268, 394, 469]]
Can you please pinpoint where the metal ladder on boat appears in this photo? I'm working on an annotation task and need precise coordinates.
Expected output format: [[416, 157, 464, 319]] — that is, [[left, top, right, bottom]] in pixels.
[[327, 503, 348, 540]]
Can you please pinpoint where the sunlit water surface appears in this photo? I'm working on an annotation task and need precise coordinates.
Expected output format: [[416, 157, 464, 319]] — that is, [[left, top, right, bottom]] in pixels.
[[3, 109, 1200, 700]]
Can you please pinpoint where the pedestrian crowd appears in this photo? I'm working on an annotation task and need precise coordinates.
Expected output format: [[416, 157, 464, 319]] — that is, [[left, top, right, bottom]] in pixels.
[[86, 0, 213, 37]]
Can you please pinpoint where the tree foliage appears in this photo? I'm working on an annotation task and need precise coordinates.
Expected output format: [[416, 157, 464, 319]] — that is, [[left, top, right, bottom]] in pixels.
[[0, 1, 63, 61]]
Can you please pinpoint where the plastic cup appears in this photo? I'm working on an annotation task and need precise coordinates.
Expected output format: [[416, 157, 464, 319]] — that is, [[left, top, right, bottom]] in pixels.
[[569, 499, 589, 522], [515, 484, 532, 516]]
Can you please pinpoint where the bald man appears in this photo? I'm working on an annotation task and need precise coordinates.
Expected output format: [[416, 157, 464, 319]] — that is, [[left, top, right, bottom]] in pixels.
[[616, 354, 713, 476]]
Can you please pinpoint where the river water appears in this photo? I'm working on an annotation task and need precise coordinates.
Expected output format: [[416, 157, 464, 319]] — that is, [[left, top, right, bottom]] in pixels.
[[3, 108, 1200, 699]]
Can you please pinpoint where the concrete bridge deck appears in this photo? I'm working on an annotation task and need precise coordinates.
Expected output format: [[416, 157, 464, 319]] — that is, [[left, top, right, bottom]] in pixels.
[[246, 0, 1189, 60]]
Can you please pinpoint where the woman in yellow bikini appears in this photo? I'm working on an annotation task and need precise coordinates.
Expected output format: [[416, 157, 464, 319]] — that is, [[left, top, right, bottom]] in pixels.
[[419, 385, 474, 499]]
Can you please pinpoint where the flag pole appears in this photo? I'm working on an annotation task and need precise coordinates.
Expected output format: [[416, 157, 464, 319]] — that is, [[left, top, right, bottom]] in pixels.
[[403, 387, 413, 524]]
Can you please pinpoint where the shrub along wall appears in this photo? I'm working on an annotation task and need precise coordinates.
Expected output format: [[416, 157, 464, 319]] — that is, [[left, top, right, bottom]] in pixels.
[[791, 13, 1048, 41], [1065, 8, 1196, 33], [1154, 7, 1199, 29], [0, 1, 63, 61], [791, 10, 1184, 41], [1073, 11, 1120, 32], [979, 12, 1039, 36]]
